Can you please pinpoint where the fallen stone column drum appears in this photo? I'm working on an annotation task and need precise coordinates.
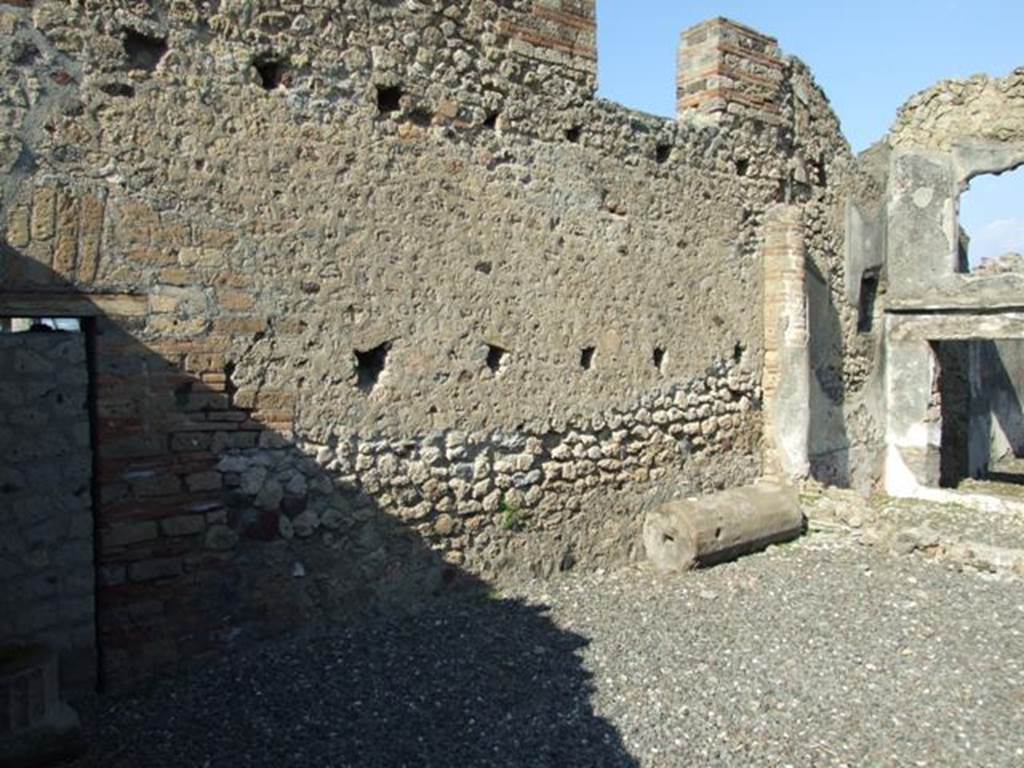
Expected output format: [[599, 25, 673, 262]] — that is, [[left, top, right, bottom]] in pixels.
[[643, 482, 805, 573]]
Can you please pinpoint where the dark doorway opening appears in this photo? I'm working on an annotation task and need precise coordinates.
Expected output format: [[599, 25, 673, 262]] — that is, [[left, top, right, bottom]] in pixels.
[[931, 341, 972, 488], [931, 338, 1024, 489]]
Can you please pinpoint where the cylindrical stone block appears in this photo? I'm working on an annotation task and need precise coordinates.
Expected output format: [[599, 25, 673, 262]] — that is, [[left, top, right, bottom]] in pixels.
[[643, 481, 805, 573]]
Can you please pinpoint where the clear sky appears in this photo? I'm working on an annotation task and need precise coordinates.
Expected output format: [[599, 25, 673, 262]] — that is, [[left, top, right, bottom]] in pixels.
[[596, 0, 1024, 264]]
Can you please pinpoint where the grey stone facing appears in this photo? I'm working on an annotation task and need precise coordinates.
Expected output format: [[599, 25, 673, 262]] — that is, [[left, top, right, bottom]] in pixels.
[[0, 332, 95, 692]]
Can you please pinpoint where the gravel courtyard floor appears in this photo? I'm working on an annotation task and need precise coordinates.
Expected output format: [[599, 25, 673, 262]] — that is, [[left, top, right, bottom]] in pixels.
[[68, 526, 1024, 767]]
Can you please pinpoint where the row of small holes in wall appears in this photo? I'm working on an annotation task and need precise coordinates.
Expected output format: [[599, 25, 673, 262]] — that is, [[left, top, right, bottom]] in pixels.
[[377, 86, 672, 163], [111, 31, 289, 96], [108, 41, 674, 165], [353, 343, 671, 394], [108, 36, 746, 175]]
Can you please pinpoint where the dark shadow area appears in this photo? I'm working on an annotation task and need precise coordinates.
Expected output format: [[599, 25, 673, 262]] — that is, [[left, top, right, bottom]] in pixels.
[[984, 469, 1024, 485], [932, 341, 972, 488], [0, 251, 638, 767], [968, 340, 1024, 486], [979, 340, 1024, 459], [806, 261, 851, 486], [929, 340, 1024, 489], [69, 597, 636, 768]]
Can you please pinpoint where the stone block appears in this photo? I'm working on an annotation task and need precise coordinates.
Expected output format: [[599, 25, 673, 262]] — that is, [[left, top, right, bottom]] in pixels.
[[100, 521, 158, 550], [128, 558, 183, 583], [29, 186, 56, 242], [4, 206, 30, 248], [185, 471, 222, 492], [131, 472, 182, 498], [159, 514, 206, 537]]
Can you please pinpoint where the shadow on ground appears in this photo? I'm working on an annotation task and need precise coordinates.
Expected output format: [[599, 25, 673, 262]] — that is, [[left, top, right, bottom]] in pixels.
[[68, 593, 637, 768]]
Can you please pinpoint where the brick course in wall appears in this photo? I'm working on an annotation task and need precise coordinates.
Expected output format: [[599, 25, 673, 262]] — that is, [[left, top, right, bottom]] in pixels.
[[501, 1, 596, 77]]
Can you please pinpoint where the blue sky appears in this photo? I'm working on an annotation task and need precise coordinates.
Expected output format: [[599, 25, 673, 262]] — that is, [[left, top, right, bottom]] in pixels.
[[596, 0, 1024, 264]]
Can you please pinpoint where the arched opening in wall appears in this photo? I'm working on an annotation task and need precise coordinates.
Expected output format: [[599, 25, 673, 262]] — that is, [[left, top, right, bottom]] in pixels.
[[958, 166, 1024, 273]]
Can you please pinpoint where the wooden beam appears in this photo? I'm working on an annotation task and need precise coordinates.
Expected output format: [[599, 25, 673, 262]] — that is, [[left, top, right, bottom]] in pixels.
[[0, 291, 148, 318]]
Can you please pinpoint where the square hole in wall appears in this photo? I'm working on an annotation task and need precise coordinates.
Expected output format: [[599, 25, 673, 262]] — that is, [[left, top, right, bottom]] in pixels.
[[580, 346, 595, 370], [354, 342, 390, 393], [377, 85, 403, 114], [486, 344, 508, 375], [255, 57, 289, 90], [653, 347, 666, 373], [123, 30, 167, 72]]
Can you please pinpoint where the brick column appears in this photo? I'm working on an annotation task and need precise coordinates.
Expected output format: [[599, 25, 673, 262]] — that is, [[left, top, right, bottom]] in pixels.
[[677, 17, 786, 125], [762, 204, 809, 479]]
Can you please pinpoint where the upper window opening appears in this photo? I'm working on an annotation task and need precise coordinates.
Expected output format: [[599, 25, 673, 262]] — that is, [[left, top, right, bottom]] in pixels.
[[959, 166, 1024, 273], [1, 318, 81, 333]]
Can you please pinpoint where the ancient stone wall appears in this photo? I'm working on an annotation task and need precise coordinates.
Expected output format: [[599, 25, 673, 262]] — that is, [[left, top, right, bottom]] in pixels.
[[0, 1, 852, 685], [890, 68, 1024, 151], [0, 330, 95, 690]]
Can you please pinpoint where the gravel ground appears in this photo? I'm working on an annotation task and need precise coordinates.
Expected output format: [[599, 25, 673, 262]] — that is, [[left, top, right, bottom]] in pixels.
[[67, 531, 1024, 768]]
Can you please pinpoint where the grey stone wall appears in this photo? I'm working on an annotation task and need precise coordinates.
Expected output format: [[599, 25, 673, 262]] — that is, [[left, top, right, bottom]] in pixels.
[[0, 330, 95, 691]]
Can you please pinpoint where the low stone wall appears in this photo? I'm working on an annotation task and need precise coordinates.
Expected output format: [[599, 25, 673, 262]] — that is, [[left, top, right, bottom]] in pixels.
[[95, 354, 761, 681]]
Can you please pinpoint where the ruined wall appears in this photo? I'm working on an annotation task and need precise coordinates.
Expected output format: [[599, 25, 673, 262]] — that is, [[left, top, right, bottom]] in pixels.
[[873, 68, 1024, 494], [890, 68, 1024, 151], [0, 330, 95, 690], [674, 17, 888, 491], [791, 63, 887, 494], [0, 2, 849, 685]]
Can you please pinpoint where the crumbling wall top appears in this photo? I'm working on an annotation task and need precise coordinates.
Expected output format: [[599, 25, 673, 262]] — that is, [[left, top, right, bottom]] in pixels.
[[889, 67, 1024, 153]]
